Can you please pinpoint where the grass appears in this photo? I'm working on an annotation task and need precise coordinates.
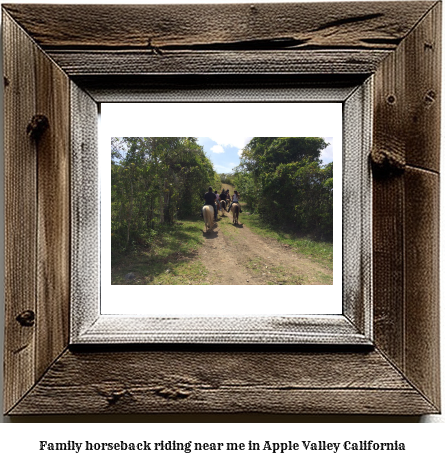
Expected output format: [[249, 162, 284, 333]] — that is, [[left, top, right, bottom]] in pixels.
[[221, 182, 234, 192], [111, 217, 214, 285], [217, 215, 240, 240], [240, 212, 333, 270]]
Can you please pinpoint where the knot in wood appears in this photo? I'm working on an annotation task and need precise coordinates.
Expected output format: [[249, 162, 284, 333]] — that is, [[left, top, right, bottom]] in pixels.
[[105, 390, 128, 405], [370, 149, 405, 178], [154, 386, 191, 400], [96, 385, 130, 405], [16, 310, 35, 327], [27, 114, 49, 140]]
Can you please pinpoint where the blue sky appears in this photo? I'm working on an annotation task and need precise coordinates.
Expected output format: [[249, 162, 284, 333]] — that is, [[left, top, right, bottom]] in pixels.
[[198, 137, 334, 174]]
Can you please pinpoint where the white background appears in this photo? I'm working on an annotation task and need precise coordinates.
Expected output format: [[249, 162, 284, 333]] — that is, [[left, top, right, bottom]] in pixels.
[[0, 0, 444, 460], [101, 102, 342, 316]]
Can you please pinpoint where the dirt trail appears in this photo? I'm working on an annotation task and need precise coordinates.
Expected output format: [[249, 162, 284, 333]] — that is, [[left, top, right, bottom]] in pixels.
[[198, 208, 332, 285]]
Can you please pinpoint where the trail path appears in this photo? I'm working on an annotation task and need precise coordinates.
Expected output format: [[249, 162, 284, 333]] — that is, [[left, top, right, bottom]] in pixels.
[[198, 208, 332, 285]]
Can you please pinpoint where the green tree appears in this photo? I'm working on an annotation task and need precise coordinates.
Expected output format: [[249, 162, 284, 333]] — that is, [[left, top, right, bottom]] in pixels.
[[237, 137, 332, 239], [111, 137, 218, 252]]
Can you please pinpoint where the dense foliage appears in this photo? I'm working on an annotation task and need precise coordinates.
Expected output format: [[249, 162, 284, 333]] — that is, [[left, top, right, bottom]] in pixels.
[[111, 137, 220, 251], [219, 172, 235, 185], [234, 137, 333, 240]]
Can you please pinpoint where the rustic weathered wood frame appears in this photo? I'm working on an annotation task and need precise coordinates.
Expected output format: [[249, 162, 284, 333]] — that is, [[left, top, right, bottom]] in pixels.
[[2, 2, 441, 415]]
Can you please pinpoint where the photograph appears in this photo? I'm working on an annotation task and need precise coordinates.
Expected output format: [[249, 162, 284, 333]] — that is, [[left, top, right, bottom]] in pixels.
[[110, 136, 334, 287]]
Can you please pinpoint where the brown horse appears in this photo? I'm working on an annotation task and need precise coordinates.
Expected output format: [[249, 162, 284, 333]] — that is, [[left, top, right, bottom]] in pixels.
[[220, 200, 226, 216], [232, 203, 240, 225]]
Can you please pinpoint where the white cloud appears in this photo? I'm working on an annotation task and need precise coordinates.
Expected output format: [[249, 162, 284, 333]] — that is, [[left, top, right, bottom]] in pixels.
[[209, 136, 252, 150], [321, 137, 334, 165], [210, 145, 224, 153]]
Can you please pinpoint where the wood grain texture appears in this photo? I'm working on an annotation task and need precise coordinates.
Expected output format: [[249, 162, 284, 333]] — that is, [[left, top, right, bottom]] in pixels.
[[75, 316, 370, 345], [76, 75, 365, 103], [3, 12, 37, 414], [3, 11, 71, 412], [372, 3, 441, 411], [70, 83, 99, 340], [342, 80, 372, 336], [404, 168, 440, 408], [2, 2, 435, 50], [371, 1, 441, 172], [372, 175, 405, 369], [8, 349, 437, 415], [47, 50, 390, 76], [404, 2, 441, 172], [35, 42, 71, 380], [372, 27, 406, 370], [3, 2, 433, 82]]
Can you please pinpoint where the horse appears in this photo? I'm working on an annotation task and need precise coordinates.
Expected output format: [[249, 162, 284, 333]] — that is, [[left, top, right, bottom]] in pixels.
[[202, 205, 214, 233], [219, 200, 226, 216], [232, 203, 240, 225]]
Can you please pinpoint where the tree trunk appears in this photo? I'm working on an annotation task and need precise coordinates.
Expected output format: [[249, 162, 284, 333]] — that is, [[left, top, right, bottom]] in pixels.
[[159, 179, 164, 224]]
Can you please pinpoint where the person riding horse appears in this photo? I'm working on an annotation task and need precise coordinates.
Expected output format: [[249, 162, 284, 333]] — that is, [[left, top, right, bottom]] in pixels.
[[228, 190, 242, 213], [214, 190, 221, 219], [202, 186, 217, 220], [225, 189, 231, 210], [219, 190, 227, 211]]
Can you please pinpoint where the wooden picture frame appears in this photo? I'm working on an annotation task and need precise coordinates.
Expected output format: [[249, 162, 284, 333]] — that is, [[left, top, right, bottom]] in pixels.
[[2, 2, 441, 415]]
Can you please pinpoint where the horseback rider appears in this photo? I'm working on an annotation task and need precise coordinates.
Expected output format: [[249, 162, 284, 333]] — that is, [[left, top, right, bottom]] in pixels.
[[219, 189, 227, 210], [214, 190, 220, 220], [225, 189, 231, 210], [201, 186, 216, 218], [228, 190, 242, 213]]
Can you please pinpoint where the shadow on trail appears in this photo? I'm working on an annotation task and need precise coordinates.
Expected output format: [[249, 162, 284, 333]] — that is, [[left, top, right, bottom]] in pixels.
[[202, 228, 219, 240]]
